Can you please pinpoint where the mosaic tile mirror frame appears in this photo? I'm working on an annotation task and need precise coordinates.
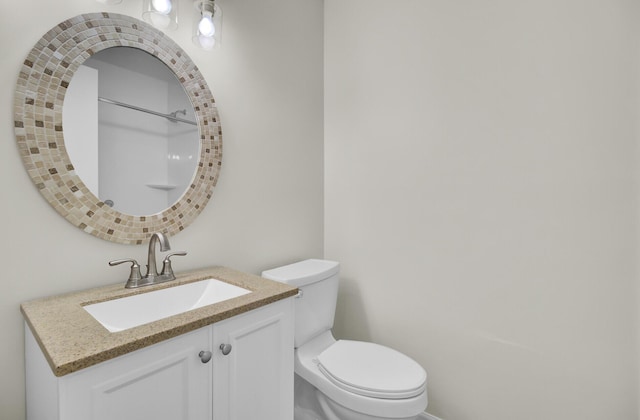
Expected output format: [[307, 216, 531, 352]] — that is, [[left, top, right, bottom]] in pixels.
[[14, 13, 222, 244]]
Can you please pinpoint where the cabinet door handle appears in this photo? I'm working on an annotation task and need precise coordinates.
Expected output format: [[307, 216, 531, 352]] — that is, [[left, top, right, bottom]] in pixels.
[[199, 350, 212, 363], [219, 343, 232, 355]]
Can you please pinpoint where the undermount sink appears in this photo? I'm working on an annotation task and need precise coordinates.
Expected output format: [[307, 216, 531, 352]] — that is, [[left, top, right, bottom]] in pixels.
[[84, 279, 251, 332]]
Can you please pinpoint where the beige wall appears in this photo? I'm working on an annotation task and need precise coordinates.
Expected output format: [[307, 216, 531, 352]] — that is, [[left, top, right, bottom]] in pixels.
[[0, 0, 323, 418], [325, 1, 639, 419]]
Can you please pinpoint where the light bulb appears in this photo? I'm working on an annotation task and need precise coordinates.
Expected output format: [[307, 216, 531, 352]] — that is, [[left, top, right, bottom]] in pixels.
[[151, 0, 172, 15], [198, 12, 215, 37], [197, 34, 216, 49]]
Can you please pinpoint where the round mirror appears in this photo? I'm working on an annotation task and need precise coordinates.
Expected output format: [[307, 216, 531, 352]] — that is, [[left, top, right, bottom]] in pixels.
[[63, 47, 200, 216], [14, 13, 222, 244]]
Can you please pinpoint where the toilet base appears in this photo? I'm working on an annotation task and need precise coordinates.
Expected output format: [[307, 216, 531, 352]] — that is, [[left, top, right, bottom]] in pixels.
[[317, 392, 422, 420], [294, 374, 325, 420], [295, 374, 423, 420]]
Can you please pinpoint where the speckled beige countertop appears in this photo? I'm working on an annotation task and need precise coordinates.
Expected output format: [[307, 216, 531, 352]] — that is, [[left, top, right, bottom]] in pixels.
[[21, 266, 297, 377]]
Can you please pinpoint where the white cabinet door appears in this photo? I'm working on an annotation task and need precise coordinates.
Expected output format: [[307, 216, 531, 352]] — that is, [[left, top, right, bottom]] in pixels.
[[60, 327, 211, 420], [212, 298, 294, 420]]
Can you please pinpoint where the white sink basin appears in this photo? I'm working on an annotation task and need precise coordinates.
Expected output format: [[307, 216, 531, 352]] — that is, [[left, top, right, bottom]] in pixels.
[[84, 279, 251, 332]]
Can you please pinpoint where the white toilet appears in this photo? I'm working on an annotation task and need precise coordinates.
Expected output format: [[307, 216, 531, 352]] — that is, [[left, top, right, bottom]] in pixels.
[[262, 259, 428, 420]]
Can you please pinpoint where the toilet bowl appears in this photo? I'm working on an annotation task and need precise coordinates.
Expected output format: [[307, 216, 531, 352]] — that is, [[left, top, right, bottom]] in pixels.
[[262, 259, 428, 420]]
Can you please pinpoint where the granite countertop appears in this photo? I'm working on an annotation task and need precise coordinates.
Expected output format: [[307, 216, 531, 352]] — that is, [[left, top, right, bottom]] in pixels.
[[21, 266, 297, 377]]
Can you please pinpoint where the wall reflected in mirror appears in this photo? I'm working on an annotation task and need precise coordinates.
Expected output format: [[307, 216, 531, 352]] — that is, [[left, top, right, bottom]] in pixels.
[[63, 47, 200, 216]]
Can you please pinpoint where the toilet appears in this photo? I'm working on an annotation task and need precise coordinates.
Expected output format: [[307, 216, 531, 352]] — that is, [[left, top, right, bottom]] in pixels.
[[262, 259, 428, 420]]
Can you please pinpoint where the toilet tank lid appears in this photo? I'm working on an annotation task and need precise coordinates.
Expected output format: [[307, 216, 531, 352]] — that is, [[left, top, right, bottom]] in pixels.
[[262, 259, 340, 287]]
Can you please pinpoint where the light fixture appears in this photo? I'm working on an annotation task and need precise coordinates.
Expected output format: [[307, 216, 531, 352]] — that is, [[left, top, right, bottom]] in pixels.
[[94, 0, 223, 49], [193, 0, 222, 50], [142, 0, 178, 30]]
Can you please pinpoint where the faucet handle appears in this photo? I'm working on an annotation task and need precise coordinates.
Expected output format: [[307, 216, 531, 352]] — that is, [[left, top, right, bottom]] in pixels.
[[161, 252, 187, 278], [109, 259, 143, 289]]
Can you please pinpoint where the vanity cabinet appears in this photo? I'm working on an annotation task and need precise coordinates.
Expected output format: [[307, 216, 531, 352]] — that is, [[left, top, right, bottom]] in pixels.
[[25, 298, 294, 420]]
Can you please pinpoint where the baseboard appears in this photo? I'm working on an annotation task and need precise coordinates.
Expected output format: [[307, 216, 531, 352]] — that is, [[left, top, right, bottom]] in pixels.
[[419, 412, 443, 420]]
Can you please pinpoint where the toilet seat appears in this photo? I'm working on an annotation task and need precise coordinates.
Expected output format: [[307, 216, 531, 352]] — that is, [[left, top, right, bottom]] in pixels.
[[316, 340, 427, 400]]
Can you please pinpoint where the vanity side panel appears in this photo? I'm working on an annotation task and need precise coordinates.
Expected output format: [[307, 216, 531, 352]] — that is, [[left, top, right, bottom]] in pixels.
[[25, 323, 60, 420]]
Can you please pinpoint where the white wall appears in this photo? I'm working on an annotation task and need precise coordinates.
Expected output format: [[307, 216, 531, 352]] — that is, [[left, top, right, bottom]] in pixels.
[[325, 1, 639, 419], [167, 78, 199, 206], [87, 48, 200, 213], [94, 57, 171, 215], [63, 65, 99, 195], [0, 0, 323, 418]]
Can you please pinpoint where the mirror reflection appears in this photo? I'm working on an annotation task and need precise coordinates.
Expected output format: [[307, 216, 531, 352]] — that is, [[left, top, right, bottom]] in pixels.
[[63, 47, 200, 216]]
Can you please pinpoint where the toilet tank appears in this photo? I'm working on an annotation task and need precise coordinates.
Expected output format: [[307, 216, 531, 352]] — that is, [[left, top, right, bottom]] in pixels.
[[262, 259, 340, 348]]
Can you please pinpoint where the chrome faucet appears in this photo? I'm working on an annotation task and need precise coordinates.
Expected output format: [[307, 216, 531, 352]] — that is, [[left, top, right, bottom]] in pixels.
[[109, 232, 187, 288], [146, 232, 171, 281]]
